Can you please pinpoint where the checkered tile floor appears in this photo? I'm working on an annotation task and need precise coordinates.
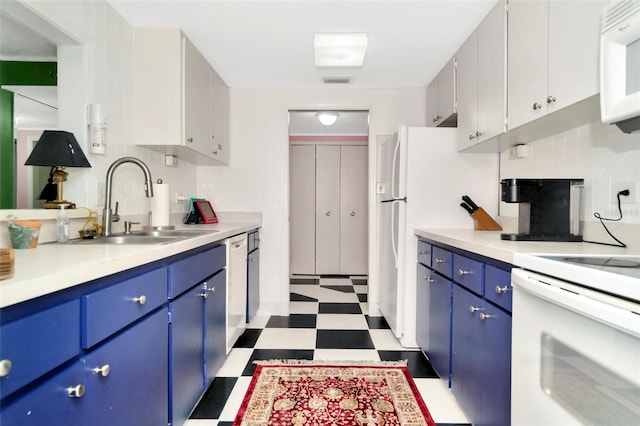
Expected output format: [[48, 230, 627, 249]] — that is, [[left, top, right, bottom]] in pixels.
[[185, 277, 470, 426]]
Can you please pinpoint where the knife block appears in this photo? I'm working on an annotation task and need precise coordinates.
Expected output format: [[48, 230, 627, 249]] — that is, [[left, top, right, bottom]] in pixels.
[[471, 208, 502, 231]]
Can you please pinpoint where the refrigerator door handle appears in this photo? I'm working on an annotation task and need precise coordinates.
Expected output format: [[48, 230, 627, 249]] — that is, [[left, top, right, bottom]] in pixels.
[[391, 134, 401, 199], [390, 199, 402, 269]]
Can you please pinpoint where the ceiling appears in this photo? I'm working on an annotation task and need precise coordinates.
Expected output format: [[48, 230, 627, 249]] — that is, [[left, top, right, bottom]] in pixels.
[[107, 0, 498, 89]]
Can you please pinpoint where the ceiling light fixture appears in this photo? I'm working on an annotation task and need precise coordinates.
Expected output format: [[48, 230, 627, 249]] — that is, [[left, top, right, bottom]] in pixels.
[[316, 111, 340, 126], [314, 33, 368, 67]]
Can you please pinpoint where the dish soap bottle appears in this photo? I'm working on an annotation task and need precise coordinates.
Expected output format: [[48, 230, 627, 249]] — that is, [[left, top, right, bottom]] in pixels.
[[57, 205, 69, 243]]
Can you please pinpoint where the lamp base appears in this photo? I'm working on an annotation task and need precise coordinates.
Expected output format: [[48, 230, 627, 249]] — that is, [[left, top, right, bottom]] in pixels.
[[43, 200, 76, 209]]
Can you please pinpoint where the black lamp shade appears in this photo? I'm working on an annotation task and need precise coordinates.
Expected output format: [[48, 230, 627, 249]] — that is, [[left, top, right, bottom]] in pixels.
[[24, 130, 91, 168]]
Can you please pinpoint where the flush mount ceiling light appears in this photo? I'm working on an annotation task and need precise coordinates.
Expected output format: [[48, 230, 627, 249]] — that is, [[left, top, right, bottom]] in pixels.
[[314, 33, 368, 67], [316, 111, 340, 126]]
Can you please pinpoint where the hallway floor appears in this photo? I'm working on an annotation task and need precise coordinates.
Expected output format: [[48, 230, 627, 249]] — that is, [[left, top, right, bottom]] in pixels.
[[185, 276, 470, 425]]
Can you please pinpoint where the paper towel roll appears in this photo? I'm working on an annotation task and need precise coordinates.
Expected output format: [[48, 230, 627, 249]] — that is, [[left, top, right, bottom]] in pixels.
[[151, 183, 170, 227]]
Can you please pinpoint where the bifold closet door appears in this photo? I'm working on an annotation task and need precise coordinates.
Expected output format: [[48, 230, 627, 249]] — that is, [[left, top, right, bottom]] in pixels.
[[290, 145, 316, 274], [340, 146, 367, 275], [315, 145, 341, 274]]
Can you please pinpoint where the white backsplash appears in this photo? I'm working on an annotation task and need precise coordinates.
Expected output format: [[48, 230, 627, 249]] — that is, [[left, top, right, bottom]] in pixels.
[[500, 119, 640, 225]]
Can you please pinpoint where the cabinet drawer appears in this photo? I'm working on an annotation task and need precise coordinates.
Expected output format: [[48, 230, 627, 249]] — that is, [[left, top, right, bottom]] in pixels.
[[170, 245, 225, 298], [82, 268, 167, 349], [0, 300, 80, 399], [453, 254, 484, 295], [432, 246, 453, 278], [484, 265, 512, 312], [417, 240, 431, 267]]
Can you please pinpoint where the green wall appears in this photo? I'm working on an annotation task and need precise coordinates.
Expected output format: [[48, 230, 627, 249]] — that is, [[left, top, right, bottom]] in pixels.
[[0, 61, 57, 208]]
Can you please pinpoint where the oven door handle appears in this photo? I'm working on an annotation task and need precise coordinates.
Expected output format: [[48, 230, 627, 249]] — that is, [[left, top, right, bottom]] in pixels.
[[512, 269, 640, 338]]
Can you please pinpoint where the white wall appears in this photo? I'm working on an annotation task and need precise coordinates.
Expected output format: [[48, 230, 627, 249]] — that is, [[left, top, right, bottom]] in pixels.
[[196, 88, 427, 315], [16, 0, 195, 223]]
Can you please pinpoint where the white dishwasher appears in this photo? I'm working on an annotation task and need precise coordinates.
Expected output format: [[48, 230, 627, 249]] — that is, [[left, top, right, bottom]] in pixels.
[[226, 233, 247, 353]]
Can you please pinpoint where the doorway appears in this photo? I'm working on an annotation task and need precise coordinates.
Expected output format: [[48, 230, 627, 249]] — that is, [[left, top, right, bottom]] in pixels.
[[288, 110, 369, 279]]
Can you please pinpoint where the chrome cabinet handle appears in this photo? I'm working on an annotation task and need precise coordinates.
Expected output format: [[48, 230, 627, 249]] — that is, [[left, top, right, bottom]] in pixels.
[[208, 286, 216, 293], [424, 275, 435, 284], [350, 211, 355, 216], [434, 258, 444, 264], [326, 211, 331, 216], [546, 95, 556, 104], [533, 102, 542, 110], [479, 313, 494, 320], [475, 131, 482, 137], [0, 359, 12, 377], [458, 269, 472, 276], [468, 134, 475, 140], [495, 285, 510, 294], [469, 305, 484, 313], [92, 364, 110, 377], [67, 384, 85, 398], [187, 137, 193, 143], [212, 150, 218, 156], [418, 249, 424, 255], [132, 295, 146, 305]]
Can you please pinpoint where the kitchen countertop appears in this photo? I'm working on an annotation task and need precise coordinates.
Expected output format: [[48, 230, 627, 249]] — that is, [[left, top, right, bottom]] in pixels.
[[0, 219, 261, 309], [414, 228, 639, 265]]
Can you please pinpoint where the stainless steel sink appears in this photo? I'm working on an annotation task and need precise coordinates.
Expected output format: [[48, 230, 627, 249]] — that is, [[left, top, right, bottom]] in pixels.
[[72, 229, 218, 245]]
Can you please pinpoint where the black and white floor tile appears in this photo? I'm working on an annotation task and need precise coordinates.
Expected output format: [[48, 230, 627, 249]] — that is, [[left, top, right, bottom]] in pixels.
[[185, 277, 470, 426]]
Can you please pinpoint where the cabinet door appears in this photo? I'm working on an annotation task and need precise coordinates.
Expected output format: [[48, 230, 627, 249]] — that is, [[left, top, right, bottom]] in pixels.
[[340, 145, 367, 275], [0, 362, 84, 425], [427, 272, 452, 386], [415, 263, 432, 353], [315, 145, 341, 274], [170, 285, 205, 425], [507, 0, 548, 129], [547, 0, 606, 112], [290, 145, 316, 274], [83, 308, 169, 426], [426, 78, 439, 126], [438, 57, 457, 123], [476, 0, 506, 143], [247, 248, 260, 322], [205, 271, 226, 383], [184, 35, 213, 157], [210, 67, 230, 164], [456, 30, 478, 151]]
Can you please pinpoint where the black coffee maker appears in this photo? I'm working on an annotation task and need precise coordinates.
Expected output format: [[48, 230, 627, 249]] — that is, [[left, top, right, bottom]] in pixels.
[[500, 178, 584, 241]]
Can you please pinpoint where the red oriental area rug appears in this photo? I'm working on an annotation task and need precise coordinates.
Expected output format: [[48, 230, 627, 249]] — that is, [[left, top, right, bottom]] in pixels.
[[233, 360, 436, 426]]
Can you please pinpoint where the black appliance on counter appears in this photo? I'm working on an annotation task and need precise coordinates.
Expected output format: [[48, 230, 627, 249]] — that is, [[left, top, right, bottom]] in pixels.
[[501, 178, 584, 241]]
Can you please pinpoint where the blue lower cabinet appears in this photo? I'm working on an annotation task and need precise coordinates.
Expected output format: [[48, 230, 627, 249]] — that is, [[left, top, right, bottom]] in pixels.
[[452, 284, 511, 426], [427, 271, 452, 386], [169, 284, 206, 425], [0, 361, 85, 425], [205, 270, 227, 383], [83, 308, 169, 426]]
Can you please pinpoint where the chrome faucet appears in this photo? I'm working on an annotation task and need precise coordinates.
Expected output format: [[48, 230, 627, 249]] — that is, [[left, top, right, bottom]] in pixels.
[[102, 157, 154, 236]]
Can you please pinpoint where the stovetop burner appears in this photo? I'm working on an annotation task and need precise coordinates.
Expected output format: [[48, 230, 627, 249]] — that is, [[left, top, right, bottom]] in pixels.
[[564, 257, 640, 268]]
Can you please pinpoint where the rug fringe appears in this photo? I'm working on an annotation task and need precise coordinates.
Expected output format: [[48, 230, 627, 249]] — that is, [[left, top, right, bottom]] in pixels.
[[253, 359, 408, 366]]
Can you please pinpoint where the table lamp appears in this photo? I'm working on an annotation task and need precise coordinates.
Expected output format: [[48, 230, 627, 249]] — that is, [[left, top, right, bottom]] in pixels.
[[24, 130, 91, 209]]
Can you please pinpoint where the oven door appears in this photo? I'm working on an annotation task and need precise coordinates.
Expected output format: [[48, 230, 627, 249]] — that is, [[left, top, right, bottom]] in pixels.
[[511, 268, 640, 425]]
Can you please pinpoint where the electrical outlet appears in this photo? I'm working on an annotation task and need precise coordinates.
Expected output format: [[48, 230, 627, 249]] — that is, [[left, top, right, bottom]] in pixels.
[[96, 182, 106, 206], [612, 182, 637, 204]]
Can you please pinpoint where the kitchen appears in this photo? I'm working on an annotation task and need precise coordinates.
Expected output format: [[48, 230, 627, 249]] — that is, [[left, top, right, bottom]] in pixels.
[[1, 0, 640, 425]]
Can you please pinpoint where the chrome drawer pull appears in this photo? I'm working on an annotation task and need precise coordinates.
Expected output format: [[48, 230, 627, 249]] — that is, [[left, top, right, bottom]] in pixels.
[[418, 250, 424, 255], [67, 384, 85, 398], [132, 295, 146, 305], [424, 275, 435, 284], [92, 364, 111, 377], [208, 286, 216, 293], [495, 285, 510, 294], [0, 359, 12, 377], [469, 305, 484, 313], [200, 292, 209, 299], [479, 313, 494, 320], [434, 258, 444, 264], [458, 269, 472, 276]]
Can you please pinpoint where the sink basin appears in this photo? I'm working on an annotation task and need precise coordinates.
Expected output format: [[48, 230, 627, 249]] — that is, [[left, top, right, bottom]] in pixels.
[[72, 229, 218, 245]]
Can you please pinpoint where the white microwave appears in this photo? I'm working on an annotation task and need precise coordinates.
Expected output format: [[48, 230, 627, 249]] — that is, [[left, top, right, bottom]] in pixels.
[[600, 0, 640, 133]]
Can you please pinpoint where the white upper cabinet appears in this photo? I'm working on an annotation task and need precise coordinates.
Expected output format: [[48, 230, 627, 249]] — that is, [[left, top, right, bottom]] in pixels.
[[457, 0, 507, 151], [134, 28, 230, 165], [508, 0, 608, 130], [426, 57, 457, 127]]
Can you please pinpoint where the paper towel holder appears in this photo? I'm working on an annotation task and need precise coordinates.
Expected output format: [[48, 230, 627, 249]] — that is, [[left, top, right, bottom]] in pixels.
[[146, 178, 175, 230]]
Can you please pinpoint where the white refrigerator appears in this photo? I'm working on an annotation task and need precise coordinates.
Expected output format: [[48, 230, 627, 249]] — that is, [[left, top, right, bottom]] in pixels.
[[378, 126, 499, 348]]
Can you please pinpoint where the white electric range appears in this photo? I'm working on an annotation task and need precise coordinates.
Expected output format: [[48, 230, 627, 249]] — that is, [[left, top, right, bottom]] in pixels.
[[510, 253, 640, 425]]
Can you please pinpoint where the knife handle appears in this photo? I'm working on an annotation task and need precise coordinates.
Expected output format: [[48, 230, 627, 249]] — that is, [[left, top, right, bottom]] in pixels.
[[460, 202, 474, 214], [462, 195, 479, 211]]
